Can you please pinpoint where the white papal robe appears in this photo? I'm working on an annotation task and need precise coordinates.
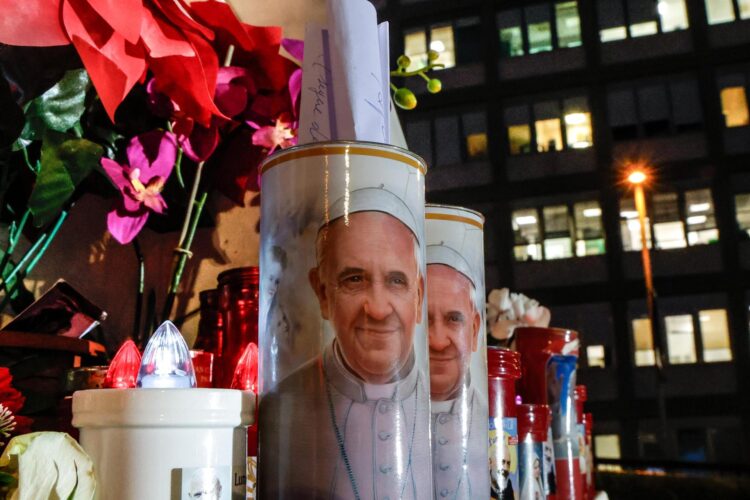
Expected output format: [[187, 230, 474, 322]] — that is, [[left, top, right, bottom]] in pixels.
[[258, 341, 433, 499], [431, 386, 489, 499]]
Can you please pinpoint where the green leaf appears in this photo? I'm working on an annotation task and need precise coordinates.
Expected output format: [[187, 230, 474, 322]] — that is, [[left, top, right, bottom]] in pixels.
[[0, 470, 16, 486], [28, 131, 103, 227], [20, 70, 90, 142]]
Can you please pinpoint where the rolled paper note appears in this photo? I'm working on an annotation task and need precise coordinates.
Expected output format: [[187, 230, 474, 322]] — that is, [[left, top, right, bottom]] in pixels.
[[137, 320, 197, 389]]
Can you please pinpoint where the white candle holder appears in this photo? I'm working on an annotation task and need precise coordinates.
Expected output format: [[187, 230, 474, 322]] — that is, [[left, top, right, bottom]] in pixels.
[[73, 388, 254, 500]]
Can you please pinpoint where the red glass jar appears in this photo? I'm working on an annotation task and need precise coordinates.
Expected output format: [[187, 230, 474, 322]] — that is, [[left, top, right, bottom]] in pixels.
[[515, 327, 582, 500], [488, 347, 521, 499], [217, 267, 259, 389], [517, 404, 550, 500], [195, 289, 223, 355]]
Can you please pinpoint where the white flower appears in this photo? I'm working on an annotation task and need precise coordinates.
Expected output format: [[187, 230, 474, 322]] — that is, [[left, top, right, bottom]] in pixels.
[[486, 288, 551, 341], [0, 403, 17, 445]]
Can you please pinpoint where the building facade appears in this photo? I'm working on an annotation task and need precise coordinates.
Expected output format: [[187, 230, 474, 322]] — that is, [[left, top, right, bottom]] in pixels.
[[380, 0, 750, 465]]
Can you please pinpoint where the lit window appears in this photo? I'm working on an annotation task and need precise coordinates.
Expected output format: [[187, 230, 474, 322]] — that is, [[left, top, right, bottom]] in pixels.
[[508, 125, 532, 154], [513, 208, 542, 261], [430, 25, 456, 69], [685, 189, 719, 246], [526, 5, 553, 54], [535, 119, 563, 152], [699, 309, 732, 362], [587, 345, 607, 368], [466, 133, 488, 159], [705, 0, 736, 24], [498, 9, 524, 57], [574, 201, 606, 256], [735, 193, 750, 236], [543, 205, 573, 259], [564, 97, 593, 149], [630, 21, 658, 37], [600, 26, 628, 42], [741, 0, 750, 19], [628, 0, 659, 37], [665, 314, 697, 364], [597, 0, 628, 42], [620, 198, 652, 251], [632, 318, 656, 366], [658, 0, 689, 32], [404, 30, 428, 72], [463, 112, 488, 160], [556, 1, 582, 48], [594, 435, 621, 459], [720, 87, 750, 128], [652, 192, 687, 249]]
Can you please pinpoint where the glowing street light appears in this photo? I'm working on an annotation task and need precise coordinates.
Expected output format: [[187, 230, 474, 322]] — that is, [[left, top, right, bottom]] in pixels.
[[628, 170, 647, 185]]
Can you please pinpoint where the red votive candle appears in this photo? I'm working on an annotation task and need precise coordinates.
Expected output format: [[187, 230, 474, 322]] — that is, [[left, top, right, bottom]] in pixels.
[[488, 347, 522, 499]]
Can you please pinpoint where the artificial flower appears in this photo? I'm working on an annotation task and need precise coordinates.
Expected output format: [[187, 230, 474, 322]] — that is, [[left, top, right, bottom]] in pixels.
[[0, 0, 226, 124], [101, 130, 177, 244], [487, 288, 551, 342], [0, 432, 96, 499], [0, 367, 32, 438], [249, 113, 297, 154]]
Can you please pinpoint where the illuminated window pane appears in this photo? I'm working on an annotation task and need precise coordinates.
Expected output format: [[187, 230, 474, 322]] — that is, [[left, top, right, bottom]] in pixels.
[[463, 112, 487, 160], [653, 193, 687, 249], [498, 9, 525, 57], [404, 30, 428, 72], [685, 189, 718, 246], [466, 133, 488, 159], [556, 1, 582, 48], [574, 201, 605, 256], [630, 21, 658, 37], [564, 112, 593, 148], [535, 119, 563, 152], [699, 309, 732, 362], [620, 198, 652, 251], [741, 0, 750, 19], [720, 87, 750, 128], [665, 314, 697, 364], [430, 25, 455, 69], [587, 344, 606, 368], [526, 5, 553, 54], [501, 27, 525, 57], [659, 0, 689, 32], [595, 435, 621, 459], [632, 318, 656, 366], [735, 194, 750, 236], [513, 208, 542, 261], [705, 0, 736, 24], [543, 205, 573, 259], [600, 26, 628, 42], [508, 125, 532, 155], [598, 0, 627, 42]]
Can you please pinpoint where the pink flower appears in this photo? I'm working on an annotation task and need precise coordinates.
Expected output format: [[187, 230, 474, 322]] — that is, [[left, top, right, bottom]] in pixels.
[[249, 112, 297, 154], [101, 130, 177, 244]]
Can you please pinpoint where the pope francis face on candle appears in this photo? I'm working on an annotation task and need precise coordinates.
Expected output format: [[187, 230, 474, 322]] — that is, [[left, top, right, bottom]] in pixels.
[[427, 263, 481, 401], [309, 210, 424, 384]]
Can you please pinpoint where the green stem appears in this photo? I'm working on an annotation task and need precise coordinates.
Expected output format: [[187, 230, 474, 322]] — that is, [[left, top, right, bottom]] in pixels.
[[21, 148, 37, 174], [390, 82, 398, 92], [0, 209, 32, 284], [161, 190, 207, 320], [418, 71, 430, 82], [389, 62, 445, 78], [174, 147, 185, 189], [0, 209, 69, 313]]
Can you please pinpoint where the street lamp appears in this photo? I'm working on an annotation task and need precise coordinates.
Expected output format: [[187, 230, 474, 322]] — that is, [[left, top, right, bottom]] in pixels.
[[627, 168, 664, 371], [627, 167, 672, 456]]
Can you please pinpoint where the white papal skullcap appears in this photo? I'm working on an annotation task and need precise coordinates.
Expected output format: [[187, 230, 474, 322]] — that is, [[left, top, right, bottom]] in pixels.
[[426, 243, 475, 287], [322, 186, 420, 243]]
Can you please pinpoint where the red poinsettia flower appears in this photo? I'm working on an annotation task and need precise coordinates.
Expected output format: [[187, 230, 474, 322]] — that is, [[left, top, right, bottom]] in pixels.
[[0, 0, 285, 128]]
